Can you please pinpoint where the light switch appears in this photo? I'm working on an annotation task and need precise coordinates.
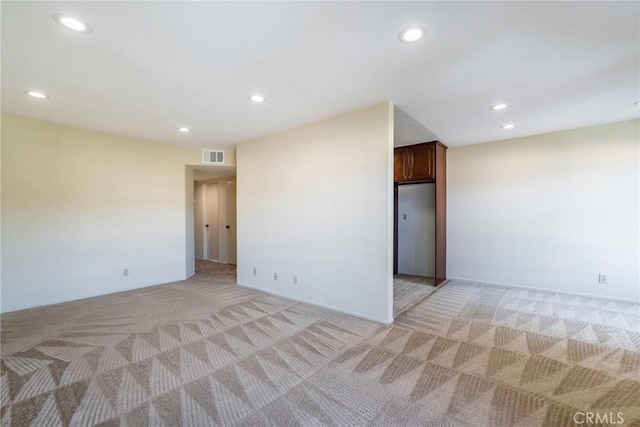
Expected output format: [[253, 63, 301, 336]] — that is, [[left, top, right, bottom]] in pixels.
[[403, 214, 407, 220]]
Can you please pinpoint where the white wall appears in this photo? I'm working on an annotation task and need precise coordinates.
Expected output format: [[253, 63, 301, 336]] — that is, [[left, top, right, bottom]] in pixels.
[[448, 120, 640, 300], [1, 115, 202, 312], [394, 106, 441, 147], [237, 103, 394, 323], [398, 184, 435, 277]]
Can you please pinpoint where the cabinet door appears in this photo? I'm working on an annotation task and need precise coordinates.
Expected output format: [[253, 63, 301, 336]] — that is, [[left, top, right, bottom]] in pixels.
[[408, 144, 434, 181], [394, 149, 408, 182]]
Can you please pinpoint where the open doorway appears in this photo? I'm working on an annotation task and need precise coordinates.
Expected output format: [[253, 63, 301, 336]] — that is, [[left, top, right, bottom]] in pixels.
[[190, 165, 237, 276], [397, 183, 435, 277], [394, 183, 437, 315], [194, 179, 237, 265]]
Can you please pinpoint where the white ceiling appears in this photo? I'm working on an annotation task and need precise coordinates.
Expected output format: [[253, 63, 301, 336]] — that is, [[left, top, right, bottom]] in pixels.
[[2, 2, 639, 149]]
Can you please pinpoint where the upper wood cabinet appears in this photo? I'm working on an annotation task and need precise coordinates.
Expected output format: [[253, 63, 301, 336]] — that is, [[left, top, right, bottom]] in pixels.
[[393, 148, 409, 182], [394, 142, 435, 183]]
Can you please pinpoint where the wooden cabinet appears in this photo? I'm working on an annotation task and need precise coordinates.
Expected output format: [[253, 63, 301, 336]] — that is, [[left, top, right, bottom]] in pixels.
[[394, 143, 434, 183], [394, 148, 409, 181]]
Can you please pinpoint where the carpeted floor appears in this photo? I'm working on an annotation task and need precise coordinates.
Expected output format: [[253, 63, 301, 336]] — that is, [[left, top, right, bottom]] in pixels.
[[1, 262, 639, 426], [393, 275, 436, 317]]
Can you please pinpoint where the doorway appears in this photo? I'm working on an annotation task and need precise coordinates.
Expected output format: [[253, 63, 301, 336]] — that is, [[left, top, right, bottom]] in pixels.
[[194, 179, 237, 265], [397, 183, 435, 277], [394, 182, 437, 316]]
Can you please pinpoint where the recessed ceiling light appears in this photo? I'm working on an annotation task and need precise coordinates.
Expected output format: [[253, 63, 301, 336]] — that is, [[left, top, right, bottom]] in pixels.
[[53, 13, 92, 33], [178, 127, 191, 133], [25, 90, 49, 99], [490, 104, 508, 110], [501, 124, 515, 129], [635, 100, 640, 105], [398, 27, 426, 43], [249, 94, 265, 103]]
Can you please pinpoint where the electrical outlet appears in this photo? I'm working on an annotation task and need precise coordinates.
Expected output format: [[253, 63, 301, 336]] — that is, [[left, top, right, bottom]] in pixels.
[[598, 273, 608, 284], [274, 272, 278, 281], [123, 268, 129, 277], [252, 267, 257, 276], [293, 275, 298, 284], [403, 213, 407, 220]]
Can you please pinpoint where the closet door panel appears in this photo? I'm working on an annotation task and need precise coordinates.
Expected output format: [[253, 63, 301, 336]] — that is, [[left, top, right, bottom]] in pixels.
[[408, 144, 434, 182], [394, 149, 408, 182]]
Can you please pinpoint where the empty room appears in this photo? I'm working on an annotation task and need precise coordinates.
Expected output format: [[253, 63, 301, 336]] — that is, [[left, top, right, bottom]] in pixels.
[[1, 2, 639, 426]]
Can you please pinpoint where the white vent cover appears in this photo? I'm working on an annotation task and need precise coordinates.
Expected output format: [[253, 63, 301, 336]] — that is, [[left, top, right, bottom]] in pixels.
[[202, 150, 224, 164]]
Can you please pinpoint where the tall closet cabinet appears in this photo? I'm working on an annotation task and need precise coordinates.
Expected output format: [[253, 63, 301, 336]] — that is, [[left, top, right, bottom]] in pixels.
[[394, 141, 447, 285]]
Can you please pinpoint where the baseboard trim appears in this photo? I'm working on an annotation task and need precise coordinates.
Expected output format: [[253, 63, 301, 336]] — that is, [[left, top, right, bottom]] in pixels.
[[237, 282, 393, 325], [447, 276, 640, 303], [1, 274, 189, 314]]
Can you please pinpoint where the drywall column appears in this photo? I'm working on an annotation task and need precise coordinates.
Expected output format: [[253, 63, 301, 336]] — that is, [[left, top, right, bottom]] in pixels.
[[237, 102, 394, 323]]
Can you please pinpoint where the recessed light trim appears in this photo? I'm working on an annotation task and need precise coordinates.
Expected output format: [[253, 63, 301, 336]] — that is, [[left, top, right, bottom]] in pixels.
[[501, 124, 515, 129], [398, 27, 426, 44], [25, 90, 49, 99], [178, 127, 191, 133], [491, 104, 508, 110], [53, 13, 92, 33], [249, 94, 265, 103]]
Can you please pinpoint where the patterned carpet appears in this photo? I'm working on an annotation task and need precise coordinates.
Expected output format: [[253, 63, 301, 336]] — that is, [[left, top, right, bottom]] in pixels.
[[1, 262, 639, 426], [393, 275, 436, 317]]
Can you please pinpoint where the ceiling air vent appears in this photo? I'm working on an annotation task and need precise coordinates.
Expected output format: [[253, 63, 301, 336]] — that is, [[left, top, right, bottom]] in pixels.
[[202, 150, 224, 164]]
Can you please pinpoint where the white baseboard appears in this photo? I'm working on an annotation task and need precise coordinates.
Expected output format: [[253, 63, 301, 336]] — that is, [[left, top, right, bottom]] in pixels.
[[237, 282, 393, 325], [447, 276, 640, 303], [1, 274, 189, 314]]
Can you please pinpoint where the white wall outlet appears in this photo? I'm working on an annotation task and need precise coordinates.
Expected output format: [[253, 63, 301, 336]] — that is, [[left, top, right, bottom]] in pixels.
[[293, 275, 298, 284], [123, 268, 129, 277], [598, 273, 608, 284], [274, 272, 278, 281], [252, 267, 257, 276]]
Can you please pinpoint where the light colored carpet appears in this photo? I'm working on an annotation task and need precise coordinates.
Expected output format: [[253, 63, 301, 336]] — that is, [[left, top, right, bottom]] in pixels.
[[393, 275, 436, 317], [1, 262, 639, 426]]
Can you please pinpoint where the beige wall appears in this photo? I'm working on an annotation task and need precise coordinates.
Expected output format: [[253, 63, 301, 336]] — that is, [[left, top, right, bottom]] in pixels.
[[1, 115, 206, 312], [237, 103, 395, 323], [448, 120, 640, 300]]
